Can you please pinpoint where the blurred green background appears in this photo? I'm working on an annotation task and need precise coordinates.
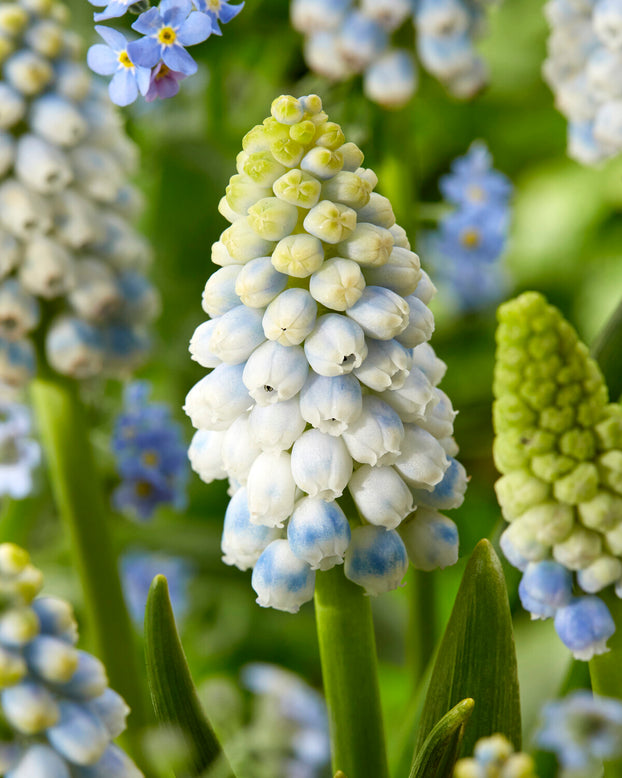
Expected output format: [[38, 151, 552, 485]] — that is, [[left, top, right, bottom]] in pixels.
[[20, 0, 622, 772]]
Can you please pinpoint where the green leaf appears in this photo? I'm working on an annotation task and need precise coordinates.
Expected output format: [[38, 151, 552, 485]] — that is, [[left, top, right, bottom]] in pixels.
[[591, 296, 622, 400], [144, 575, 235, 778], [416, 540, 521, 759], [409, 698, 475, 778]]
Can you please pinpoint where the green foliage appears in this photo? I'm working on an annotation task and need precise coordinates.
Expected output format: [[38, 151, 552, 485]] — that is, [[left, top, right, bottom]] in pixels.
[[145, 575, 234, 778], [409, 698, 475, 778], [417, 540, 521, 759]]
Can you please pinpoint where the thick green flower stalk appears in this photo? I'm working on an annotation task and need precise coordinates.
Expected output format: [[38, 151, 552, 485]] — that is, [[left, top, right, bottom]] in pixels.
[[0, 0, 159, 387], [0, 543, 142, 776], [493, 291, 622, 660], [184, 93, 467, 613]]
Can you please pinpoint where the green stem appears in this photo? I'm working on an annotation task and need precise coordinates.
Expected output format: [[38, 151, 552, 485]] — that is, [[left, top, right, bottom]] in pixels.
[[590, 593, 622, 697], [314, 566, 389, 778], [591, 296, 622, 401], [0, 497, 37, 546], [30, 376, 149, 739], [407, 569, 436, 684]]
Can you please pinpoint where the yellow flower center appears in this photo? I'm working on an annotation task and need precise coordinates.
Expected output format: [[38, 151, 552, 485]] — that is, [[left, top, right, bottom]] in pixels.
[[207, 0, 221, 9], [136, 481, 153, 497], [142, 451, 159, 467], [157, 26, 176, 45], [467, 185, 486, 203], [461, 228, 481, 249], [155, 63, 171, 81], [118, 50, 133, 68]]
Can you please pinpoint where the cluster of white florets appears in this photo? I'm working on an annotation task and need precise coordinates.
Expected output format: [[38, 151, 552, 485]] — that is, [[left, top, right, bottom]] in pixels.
[[291, 0, 500, 108], [185, 94, 467, 613], [0, 543, 141, 777], [544, 0, 622, 164], [0, 0, 159, 388]]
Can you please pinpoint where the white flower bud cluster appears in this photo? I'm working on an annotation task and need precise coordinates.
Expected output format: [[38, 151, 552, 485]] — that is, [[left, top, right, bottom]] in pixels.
[[185, 94, 467, 614], [0, 0, 159, 387], [543, 0, 622, 164], [0, 542, 142, 777], [290, 0, 500, 108]]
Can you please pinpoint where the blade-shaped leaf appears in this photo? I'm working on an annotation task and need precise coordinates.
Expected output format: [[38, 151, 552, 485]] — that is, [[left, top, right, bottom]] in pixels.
[[591, 296, 622, 400], [409, 698, 474, 778], [416, 540, 521, 759], [144, 574, 235, 777]]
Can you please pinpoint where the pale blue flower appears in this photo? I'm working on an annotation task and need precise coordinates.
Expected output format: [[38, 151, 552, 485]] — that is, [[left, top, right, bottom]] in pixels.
[[554, 596, 616, 660], [440, 142, 512, 208], [536, 690, 622, 771], [121, 550, 192, 625], [87, 27, 151, 107], [251, 539, 316, 613], [193, 0, 244, 33], [128, 0, 214, 77], [344, 525, 408, 595], [363, 49, 417, 108], [518, 560, 574, 620], [287, 497, 351, 570], [88, 0, 137, 23], [221, 487, 282, 571]]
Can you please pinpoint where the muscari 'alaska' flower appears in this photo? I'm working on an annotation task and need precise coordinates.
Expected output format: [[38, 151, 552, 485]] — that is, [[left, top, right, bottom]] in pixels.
[[0, 542, 142, 777], [0, 0, 159, 387], [536, 690, 622, 773], [0, 400, 40, 499], [453, 734, 538, 778], [543, 0, 622, 164], [184, 93, 467, 613], [493, 291, 622, 660], [112, 381, 189, 521]]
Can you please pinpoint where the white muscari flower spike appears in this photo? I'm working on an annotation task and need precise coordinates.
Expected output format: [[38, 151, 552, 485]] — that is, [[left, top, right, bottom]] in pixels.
[[0, 0, 157, 386], [185, 94, 465, 611], [0, 543, 141, 775]]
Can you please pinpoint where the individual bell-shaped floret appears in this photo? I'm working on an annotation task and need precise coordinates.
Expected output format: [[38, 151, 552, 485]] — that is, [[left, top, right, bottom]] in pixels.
[[186, 94, 465, 611]]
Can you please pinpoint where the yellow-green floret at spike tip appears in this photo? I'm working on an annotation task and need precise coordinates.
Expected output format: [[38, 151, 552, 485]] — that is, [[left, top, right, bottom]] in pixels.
[[493, 291, 622, 660], [185, 94, 468, 614]]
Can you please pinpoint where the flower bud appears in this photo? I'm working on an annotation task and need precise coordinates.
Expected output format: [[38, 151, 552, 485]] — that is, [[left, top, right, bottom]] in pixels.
[[188, 429, 227, 484], [309, 257, 365, 310], [243, 340, 309, 405], [15, 134, 71, 195], [247, 197, 299, 241], [221, 218, 275, 263], [346, 286, 409, 340], [321, 170, 371, 209], [348, 465, 413, 529], [412, 341, 446, 385], [393, 424, 449, 490], [2, 681, 59, 733], [395, 295, 435, 348], [518, 560, 573, 619], [221, 413, 262, 484], [188, 320, 221, 369], [364, 246, 421, 297], [341, 396, 404, 466], [234, 257, 287, 309], [299, 372, 362, 435], [201, 265, 242, 317], [577, 556, 622, 593], [287, 497, 351, 570], [23, 635, 78, 683], [554, 596, 615, 660], [222, 488, 282, 570], [303, 200, 357, 243], [383, 366, 436, 422], [45, 317, 105, 379], [46, 701, 109, 766], [272, 168, 322, 209], [86, 689, 129, 740], [304, 314, 367, 376], [247, 451, 296, 528], [291, 429, 352, 499], [353, 337, 411, 391], [184, 363, 251, 431], [398, 508, 459, 571], [499, 521, 548, 571], [364, 49, 418, 109], [248, 398, 306, 452], [251, 539, 315, 613], [344, 525, 408, 595], [337, 222, 393, 267], [207, 305, 265, 365], [409, 457, 468, 511], [6, 745, 68, 778], [262, 287, 317, 345], [300, 145, 343, 179], [271, 233, 324, 277]]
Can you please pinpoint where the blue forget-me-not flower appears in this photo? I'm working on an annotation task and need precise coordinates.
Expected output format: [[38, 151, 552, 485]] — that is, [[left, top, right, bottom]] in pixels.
[[184, 94, 467, 613], [428, 142, 513, 312], [87, 26, 151, 106], [536, 690, 622, 773], [0, 542, 142, 777], [112, 381, 189, 521]]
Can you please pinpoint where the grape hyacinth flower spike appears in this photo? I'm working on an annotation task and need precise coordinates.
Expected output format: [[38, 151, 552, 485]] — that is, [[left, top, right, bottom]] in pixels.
[[0, 543, 142, 777], [185, 93, 467, 613], [0, 0, 159, 385], [493, 291, 622, 660], [453, 734, 538, 777], [112, 381, 189, 521]]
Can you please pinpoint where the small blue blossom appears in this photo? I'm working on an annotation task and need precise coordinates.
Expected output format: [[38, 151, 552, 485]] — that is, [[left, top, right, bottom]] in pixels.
[[128, 0, 214, 77], [518, 560, 574, 620], [121, 550, 192, 626], [193, 0, 244, 33], [0, 401, 40, 499], [427, 142, 513, 312], [112, 381, 189, 521], [554, 595, 615, 661], [88, 0, 137, 23], [87, 26, 151, 107], [439, 142, 512, 209], [536, 690, 622, 771]]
